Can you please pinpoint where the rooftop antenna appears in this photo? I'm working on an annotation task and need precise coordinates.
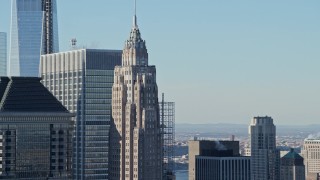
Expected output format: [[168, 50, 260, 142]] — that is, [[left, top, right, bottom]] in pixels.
[[134, 0, 136, 16], [133, 0, 138, 27]]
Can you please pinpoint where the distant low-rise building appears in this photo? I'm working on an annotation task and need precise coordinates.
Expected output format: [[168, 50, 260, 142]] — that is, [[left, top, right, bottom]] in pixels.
[[0, 77, 74, 179]]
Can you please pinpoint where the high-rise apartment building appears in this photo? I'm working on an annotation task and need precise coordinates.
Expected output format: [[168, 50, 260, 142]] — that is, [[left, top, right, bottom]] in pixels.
[[40, 49, 122, 179], [10, 0, 59, 77], [110, 14, 162, 180], [302, 138, 320, 180], [0, 33, 7, 76], [249, 116, 280, 180], [0, 77, 73, 179], [280, 148, 305, 180], [189, 140, 250, 180]]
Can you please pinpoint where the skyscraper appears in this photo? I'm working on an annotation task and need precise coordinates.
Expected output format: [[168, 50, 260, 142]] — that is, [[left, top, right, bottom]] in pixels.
[[280, 148, 305, 180], [9, 0, 59, 77], [302, 138, 320, 180], [40, 49, 122, 179], [0, 32, 7, 76], [0, 77, 73, 179], [110, 12, 162, 180], [249, 116, 280, 180]]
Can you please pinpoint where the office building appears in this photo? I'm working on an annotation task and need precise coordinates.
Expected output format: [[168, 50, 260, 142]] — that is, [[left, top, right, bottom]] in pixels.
[[10, 0, 59, 77], [110, 13, 162, 180], [0, 33, 7, 76], [40, 49, 122, 179], [302, 138, 320, 180], [188, 140, 240, 180], [249, 116, 280, 180], [189, 140, 250, 180], [280, 148, 305, 180], [0, 77, 73, 179]]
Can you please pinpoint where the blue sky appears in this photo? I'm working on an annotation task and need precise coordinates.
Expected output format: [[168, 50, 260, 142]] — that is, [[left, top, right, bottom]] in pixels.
[[1, 0, 319, 125]]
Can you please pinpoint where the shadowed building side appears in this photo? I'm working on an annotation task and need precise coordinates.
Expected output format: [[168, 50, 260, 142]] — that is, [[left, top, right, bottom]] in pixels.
[[280, 148, 305, 180]]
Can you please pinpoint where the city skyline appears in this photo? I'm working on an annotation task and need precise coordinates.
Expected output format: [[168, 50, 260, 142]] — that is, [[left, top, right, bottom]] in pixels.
[[0, 0, 319, 124]]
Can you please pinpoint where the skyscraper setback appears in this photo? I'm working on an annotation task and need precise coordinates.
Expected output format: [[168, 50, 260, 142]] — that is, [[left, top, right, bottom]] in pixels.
[[9, 0, 59, 77], [110, 13, 162, 180]]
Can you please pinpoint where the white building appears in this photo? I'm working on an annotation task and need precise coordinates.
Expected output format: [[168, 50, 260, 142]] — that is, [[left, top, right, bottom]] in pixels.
[[302, 138, 320, 180]]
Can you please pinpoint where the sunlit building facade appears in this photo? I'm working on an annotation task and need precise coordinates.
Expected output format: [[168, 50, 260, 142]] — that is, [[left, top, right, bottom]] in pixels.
[[110, 15, 162, 180], [9, 0, 59, 77], [41, 49, 122, 179], [303, 138, 320, 180]]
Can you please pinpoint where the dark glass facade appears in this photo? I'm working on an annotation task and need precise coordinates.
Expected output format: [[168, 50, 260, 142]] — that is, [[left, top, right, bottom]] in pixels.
[[0, 77, 73, 179]]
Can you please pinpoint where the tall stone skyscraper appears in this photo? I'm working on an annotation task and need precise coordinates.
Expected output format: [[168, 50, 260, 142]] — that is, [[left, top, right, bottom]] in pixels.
[[9, 0, 59, 77], [110, 13, 162, 180], [249, 116, 280, 180]]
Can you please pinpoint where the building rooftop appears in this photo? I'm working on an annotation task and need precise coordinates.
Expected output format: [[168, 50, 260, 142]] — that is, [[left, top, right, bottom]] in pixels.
[[282, 149, 303, 160], [0, 77, 68, 112]]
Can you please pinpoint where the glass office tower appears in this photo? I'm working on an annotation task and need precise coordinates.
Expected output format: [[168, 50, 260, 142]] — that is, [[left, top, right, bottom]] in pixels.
[[9, 0, 59, 77], [41, 49, 122, 180], [0, 32, 7, 76]]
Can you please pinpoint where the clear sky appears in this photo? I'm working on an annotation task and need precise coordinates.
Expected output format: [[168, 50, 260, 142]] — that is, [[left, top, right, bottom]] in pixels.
[[0, 0, 319, 125]]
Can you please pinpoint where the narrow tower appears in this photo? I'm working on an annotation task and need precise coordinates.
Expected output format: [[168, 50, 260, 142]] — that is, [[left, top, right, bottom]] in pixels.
[[110, 2, 162, 179]]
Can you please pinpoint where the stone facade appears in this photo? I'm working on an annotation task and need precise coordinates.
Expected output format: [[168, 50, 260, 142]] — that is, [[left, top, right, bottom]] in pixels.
[[110, 15, 162, 180], [302, 139, 320, 180]]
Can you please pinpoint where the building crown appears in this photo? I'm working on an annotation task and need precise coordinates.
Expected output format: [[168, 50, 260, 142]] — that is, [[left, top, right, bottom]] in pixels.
[[122, 1, 148, 67]]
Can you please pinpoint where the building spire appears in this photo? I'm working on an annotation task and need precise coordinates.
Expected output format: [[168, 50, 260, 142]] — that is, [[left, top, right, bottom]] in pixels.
[[133, 0, 138, 28]]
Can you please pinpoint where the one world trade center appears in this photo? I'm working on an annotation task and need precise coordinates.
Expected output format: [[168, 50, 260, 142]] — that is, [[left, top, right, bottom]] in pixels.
[[9, 0, 59, 77]]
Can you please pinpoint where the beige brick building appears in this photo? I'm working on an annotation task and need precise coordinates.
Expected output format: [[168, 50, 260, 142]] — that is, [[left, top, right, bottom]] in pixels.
[[303, 139, 320, 180]]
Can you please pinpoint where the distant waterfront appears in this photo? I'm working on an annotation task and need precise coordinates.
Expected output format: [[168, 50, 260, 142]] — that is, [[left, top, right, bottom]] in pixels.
[[176, 170, 188, 180]]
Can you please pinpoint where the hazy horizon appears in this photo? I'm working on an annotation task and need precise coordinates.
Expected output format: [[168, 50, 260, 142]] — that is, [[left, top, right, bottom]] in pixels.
[[1, 0, 319, 125]]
